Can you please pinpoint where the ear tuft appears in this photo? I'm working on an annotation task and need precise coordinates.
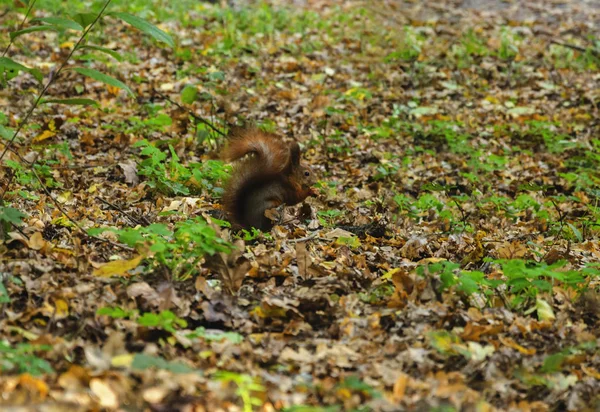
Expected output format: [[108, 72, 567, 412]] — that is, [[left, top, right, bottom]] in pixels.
[[290, 142, 301, 166]]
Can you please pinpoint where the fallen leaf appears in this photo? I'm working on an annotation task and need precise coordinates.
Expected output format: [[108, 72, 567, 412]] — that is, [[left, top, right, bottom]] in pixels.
[[92, 255, 143, 277]]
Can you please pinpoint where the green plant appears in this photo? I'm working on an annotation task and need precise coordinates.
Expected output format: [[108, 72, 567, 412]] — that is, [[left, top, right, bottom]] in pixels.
[[541, 341, 597, 373], [89, 217, 232, 280], [213, 371, 265, 412], [497, 259, 584, 309], [0, 1, 174, 243], [238, 227, 272, 242], [4, 160, 61, 190], [498, 27, 519, 61], [451, 29, 490, 68], [336, 375, 381, 399], [358, 283, 395, 304], [131, 353, 197, 374], [317, 209, 343, 227], [384, 26, 422, 62], [96, 306, 138, 319], [0, 281, 10, 304], [138, 310, 187, 333], [0, 341, 54, 376], [417, 261, 501, 298], [134, 140, 191, 195], [98, 307, 190, 334], [393, 193, 417, 220], [0, 207, 26, 232], [134, 139, 230, 196]]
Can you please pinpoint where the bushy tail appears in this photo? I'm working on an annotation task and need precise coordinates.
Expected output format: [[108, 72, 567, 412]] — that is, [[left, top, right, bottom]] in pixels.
[[222, 126, 289, 173], [221, 126, 289, 228]]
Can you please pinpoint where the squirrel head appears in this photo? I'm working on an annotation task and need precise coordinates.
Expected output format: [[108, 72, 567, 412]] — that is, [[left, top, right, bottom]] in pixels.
[[288, 142, 317, 198]]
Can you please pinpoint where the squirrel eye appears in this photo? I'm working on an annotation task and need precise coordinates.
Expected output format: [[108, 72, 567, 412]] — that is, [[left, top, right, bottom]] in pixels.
[[304, 171, 310, 177]]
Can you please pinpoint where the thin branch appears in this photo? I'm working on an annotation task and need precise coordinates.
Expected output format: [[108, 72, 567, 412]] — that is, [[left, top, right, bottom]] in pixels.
[[289, 230, 320, 243], [27, 164, 133, 251], [153, 89, 227, 137], [0, 0, 113, 174], [0, 0, 132, 252], [2, 0, 37, 57], [550, 39, 600, 58], [95, 196, 150, 226]]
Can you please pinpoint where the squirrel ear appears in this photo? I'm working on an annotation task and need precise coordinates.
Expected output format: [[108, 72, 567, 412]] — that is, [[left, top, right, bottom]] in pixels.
[[290, 142, 301, 166]]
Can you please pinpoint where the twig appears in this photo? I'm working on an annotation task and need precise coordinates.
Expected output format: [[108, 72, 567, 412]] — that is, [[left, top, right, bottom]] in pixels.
[[153, 89, 227, 137], [0, 0, 132, 252], [289, 230, 320, 243], [52, 163, 115, 170], [95, 196, 150, 226], [550, 39, 600, 58], [28, 164, 133, 251], [0, 0, 113, 183], [2, 0, 37, 57]]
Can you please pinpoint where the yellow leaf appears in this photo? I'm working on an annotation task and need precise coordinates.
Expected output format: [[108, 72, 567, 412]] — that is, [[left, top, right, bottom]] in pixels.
[[93, 255, 143, 278], [52, 216, 76, 228], [381, 268, 401, 280], [54, 298, 69, 317], [499, 336, 536, 355], [485, 95, 500, 105], [28, 232, 49, 251], [33, 129, 56, 143], [18, 374, 49, 399], [53, 247, 74, 256], [111, 354, 133, 368], [60, 41, 75, 49], [107, 85, 121, 96], [57, 191, 72, 204], [90, 378, 118, 408], [536, 298, 556, 321]]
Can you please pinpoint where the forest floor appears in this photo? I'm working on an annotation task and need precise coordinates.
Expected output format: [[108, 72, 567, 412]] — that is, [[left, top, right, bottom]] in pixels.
[[1, 0, 600, 411]]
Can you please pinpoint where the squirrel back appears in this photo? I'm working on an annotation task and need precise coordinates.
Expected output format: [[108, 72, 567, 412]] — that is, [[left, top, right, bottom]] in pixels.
[[221, 126, 315, 230]]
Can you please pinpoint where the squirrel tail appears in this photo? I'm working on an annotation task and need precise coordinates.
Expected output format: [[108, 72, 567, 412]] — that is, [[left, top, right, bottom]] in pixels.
[[222, 126, 289, 173], [221, 126, 288, 228]]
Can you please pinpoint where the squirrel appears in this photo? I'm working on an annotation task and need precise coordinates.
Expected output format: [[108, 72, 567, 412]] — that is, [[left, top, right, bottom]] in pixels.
[[221, 126, 316, 231]]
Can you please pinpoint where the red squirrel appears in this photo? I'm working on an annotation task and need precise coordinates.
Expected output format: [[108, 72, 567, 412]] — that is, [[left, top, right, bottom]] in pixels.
[[221, 126, 316, 231]]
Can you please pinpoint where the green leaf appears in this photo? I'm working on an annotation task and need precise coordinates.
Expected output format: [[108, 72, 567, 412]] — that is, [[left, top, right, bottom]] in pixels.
[[0, 57, 41, 83], [110, 12, 174, 48], [567, 223, 583, 242], [0, 207, 26, 226], [31, 17, 83, 31], [541, 353, 567, 373], [131, 354, 196, 374], [40, 98, 99, 106], [72, 67, 134, 96], [96, 306, 133, 319], [0, 283, 10, 304], [10, 25, 58, 41], [0, 57, 29, 73], [77, 45, 123, 61], [181, 85, 198, 104], [0, 125, 15, 140], [72, 13, 97, 28]]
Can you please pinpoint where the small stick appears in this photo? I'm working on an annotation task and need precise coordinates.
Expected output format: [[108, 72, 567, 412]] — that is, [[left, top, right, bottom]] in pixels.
[[27, 166, 133, 251], [289, 231, 320, 243], [153, 89, 227, 137], [550, 39, 599, 57], [95, 196, 150, 226]]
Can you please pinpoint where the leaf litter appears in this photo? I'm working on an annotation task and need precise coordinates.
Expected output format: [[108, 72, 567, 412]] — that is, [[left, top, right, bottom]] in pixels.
[[0, 0, 600, 411]]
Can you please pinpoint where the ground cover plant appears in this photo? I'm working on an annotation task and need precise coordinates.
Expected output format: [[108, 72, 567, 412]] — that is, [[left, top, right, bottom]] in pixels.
[[0, 0, 599, 410]]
